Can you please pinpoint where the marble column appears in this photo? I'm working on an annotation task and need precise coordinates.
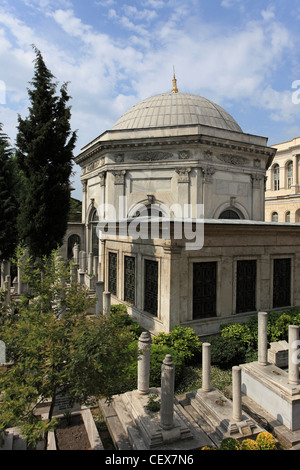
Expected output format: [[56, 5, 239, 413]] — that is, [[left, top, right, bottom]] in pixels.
[[232, 366, 242, 422], [289, 325, 300, 385], [202, 343, 211, 392], [103, 291, 111, 314], [95, 281, 104, 315], [137, 332, 152, 394], [258, 312, 268, 366], [88, 252, 93, 275], [160, 355, 175, 430]]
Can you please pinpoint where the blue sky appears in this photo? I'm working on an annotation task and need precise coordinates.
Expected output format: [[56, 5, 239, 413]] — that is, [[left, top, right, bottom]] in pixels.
[[1, 0, 300, 199]]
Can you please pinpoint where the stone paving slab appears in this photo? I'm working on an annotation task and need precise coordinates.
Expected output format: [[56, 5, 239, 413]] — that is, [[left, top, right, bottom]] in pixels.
[[241, 393, 300, 449], [99, 390, 215, 450]]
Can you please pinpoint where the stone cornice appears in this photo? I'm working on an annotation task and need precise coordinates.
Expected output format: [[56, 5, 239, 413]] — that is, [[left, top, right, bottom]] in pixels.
[[74, 133, 275, 167]]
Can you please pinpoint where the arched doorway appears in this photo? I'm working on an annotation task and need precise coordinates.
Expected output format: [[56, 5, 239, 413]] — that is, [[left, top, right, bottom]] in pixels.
[[89, 208, 99, 256], [67, 234, 81, 260]]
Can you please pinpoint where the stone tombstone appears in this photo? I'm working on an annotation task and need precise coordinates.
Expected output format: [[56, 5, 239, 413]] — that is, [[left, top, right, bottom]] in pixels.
[[0, 340, 6, 364], [268, 341, 289, 368], [53, 392, 81, 416]]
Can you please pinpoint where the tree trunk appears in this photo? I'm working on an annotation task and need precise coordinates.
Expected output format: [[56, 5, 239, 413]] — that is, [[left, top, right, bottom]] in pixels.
[[43, 389, 57, 450]]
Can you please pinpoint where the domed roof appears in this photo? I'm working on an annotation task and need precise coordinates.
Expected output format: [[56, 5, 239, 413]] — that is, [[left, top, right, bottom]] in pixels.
[[111, 92, 242, 133]]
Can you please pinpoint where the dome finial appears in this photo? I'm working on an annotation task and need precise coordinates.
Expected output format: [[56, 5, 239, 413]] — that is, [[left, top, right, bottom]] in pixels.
[[172, 66, 178, 93]]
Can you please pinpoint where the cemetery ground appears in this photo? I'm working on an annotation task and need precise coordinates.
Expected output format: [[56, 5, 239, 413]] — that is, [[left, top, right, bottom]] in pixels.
[[2, 258, 300, 451]]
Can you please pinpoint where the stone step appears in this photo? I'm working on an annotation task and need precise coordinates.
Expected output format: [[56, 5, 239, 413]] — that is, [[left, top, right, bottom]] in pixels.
[[99, 398, 132, 450], [0, 432, 14, 450], [1, 428, 27, 451], [12, 436, 27, 450]]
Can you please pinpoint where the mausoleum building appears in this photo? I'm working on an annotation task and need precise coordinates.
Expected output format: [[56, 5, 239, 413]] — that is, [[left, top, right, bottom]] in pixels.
[[71, 77, 300, 336]]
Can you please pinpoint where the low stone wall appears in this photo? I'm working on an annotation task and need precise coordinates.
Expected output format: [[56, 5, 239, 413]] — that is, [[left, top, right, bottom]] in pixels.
[[47, 408, 104, 450]]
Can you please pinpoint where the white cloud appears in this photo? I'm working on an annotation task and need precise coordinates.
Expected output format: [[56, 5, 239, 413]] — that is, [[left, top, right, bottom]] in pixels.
[[221, 0, 242, 8], [0, 0, 299, 199], [261, 6, 276, 21]]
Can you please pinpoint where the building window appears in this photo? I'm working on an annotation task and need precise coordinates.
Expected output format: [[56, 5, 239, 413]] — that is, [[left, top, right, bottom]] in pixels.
[[108, 252, 117, 295], [236, 260, 256, 313], [124, 256, 135, 304], [272, 212, 278, 222], [273, 164, 280, 190], [193, 262, 217, 319], [273, 258, 291, 308], [219, 210, 240, 220], [144, 259, 158, 316], [286, 211, 291, 223], [287, 161, 293, 189]]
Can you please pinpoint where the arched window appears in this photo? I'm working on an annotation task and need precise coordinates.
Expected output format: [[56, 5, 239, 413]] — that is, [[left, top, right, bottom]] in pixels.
[[273, 164, 280, 191], [285, 211, 291, 223], [287, 161, 293, 189], [89, 208, 99, 256], [219, 209, 240, 220], [132, 203, 165, 219], [272, 212, 278, 222]]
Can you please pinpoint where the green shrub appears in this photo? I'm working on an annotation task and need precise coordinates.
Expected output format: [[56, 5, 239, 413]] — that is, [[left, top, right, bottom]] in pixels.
[[241, 438, 260, 450], [144, 393, 160, 412], [149, 344, 185, 387], [152, 326, 202, 365], [208, 335, 246, 369], [290, 310, 300, 327], [256, 432, 277, 450], [270, 313, 291, 343], [109, 304, 144, 339], [220, 437, 241, 450], [220, 322, 253, 348]]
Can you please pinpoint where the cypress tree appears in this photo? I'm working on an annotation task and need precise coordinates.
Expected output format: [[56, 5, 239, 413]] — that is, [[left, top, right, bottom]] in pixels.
[[16, 46, 77, 258], [0, 124, 19, 262]]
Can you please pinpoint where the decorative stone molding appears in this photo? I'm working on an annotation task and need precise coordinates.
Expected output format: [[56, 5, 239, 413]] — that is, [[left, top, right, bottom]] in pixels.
[[131, 151, 173, 162], [82, 180, 87, 192], [147, 194, 155, 204], [217, 154, 248, 166], [175, 167, 191, 183], [112, 170, 126, 185], [254, 159, 261, 168], [178, 150, 190, 160], [114, 153, 124, 163], [203, 150, 213, 161]]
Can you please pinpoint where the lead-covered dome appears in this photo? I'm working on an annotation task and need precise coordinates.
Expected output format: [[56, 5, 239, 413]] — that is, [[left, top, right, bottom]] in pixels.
[[111, 92, 242, 133]]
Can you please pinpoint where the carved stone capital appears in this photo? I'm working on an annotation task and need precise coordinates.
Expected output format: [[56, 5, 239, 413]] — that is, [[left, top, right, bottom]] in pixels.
[[113, 170, 126, 185], [202, 166, 216, 183], [98, 171, 106, 187], [175, 167, 191, 183], [82, 180, 87, 192], [251, 173, 264, 189]]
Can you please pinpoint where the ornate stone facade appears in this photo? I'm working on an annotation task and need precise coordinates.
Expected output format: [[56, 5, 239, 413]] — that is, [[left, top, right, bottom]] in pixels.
[[70, 87, 300, 336], [265, 136, 300, 223]]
